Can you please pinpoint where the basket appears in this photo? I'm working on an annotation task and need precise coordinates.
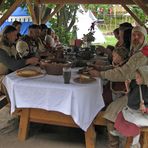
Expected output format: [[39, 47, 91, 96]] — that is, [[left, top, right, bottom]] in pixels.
[[43, 63, 69, 75]]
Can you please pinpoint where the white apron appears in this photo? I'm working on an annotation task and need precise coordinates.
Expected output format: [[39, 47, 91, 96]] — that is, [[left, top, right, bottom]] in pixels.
[[122, 106, 148, 127]]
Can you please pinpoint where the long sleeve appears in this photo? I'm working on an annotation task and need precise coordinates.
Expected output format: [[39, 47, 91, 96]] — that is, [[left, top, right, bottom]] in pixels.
[[100, 52, 148, 82], [0, 49, 26, 71]]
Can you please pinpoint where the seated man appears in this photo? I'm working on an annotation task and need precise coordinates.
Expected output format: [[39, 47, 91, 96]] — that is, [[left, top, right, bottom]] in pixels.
[[0, 25, 39, 134], [16, 24, 39, 58]]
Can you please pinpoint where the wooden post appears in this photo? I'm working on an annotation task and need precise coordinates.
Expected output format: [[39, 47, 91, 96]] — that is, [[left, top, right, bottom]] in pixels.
[[122, 4, 143, 26], [26, 0, 38, 24], [0, 0, 24, 26], [132, 0, 148, 16], [42, 4, 64, 24]]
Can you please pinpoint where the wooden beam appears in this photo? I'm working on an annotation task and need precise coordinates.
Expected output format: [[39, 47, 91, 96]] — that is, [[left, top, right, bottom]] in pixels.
[[42, 4, 64, 24], [26, 0, 38, 24], [36, 0, 148, 5], [0, 0, 23, 26], [122, 4, 143, 26], [132, 0, 148, 16], [41, 7, 52, 24]]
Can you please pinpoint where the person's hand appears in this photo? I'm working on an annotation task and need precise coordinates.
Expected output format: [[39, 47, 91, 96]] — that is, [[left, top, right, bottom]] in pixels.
[[93, 65, 103, 71], [95, 59, 108, 66], [26, 57, 39, 65], [88, 69, 101, 77], [140, 100, 146, 113]]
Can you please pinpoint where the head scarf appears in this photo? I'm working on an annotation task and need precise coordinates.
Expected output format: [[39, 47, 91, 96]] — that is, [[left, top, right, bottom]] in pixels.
[[130, 26, 147, 55]]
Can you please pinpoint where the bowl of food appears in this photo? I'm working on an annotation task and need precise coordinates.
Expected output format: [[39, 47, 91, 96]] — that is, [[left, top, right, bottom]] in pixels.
[[40, 61, 70, 75]]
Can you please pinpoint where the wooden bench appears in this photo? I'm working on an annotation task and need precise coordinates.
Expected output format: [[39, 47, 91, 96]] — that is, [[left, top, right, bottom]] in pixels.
[[125, 127, 148, 148], [94, 112, 148, 148], [0, 94, 7, 109]]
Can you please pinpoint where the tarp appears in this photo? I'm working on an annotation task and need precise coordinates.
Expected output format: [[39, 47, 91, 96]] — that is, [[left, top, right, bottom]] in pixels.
[[0, 7, 32, 34]]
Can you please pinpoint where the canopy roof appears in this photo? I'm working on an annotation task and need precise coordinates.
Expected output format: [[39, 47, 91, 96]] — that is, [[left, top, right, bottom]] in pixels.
[[0, 0, 147, 26]]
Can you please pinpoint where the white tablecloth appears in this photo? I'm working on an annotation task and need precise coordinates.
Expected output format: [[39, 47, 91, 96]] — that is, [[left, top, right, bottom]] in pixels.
[[2, 67, 104, 131]]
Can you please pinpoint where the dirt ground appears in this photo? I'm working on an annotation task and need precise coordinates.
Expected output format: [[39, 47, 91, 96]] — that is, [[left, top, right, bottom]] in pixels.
[[0, 123, 108, 148]]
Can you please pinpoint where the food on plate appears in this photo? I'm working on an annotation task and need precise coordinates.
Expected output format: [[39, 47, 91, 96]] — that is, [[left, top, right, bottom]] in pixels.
[[80, 74, 90, 79]]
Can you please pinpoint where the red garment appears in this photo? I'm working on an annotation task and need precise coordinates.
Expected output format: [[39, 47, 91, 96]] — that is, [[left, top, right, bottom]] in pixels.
[[114, 111, 140, 137], [141, 46, 148, 56]]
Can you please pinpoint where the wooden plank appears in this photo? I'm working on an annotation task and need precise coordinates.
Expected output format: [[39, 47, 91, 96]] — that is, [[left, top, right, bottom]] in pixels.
[[132, 0, 148, 16], [29, 109, 78, 127], [0, 0, 23, 26], [36, 0, 147, 5], [26, 0, 38, 24], [42, 4, 64, 24], [122, 4, 144, 26]]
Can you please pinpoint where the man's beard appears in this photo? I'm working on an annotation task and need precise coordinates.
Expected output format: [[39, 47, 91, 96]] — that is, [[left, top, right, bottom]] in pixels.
[[132, 42, 142, 50]]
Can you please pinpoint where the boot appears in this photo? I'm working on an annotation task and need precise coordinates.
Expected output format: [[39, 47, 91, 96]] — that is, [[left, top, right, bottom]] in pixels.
[[106, 120, 119, 148]]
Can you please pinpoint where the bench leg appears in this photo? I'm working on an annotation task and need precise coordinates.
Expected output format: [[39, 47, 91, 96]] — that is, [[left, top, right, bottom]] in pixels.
[[125, 137, 133, 148], [18, 109, 30, 141], [142, 132, 148, 148], [85, 124, 96, 148]]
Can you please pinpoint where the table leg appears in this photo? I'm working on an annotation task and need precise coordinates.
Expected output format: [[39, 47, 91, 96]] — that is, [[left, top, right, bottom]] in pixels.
[[85, 124, 96, 148], [18, 109, 30, 141]]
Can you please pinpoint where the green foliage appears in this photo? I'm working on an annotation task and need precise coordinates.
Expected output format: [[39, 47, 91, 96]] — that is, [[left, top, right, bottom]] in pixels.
[[83, 31, 95, 42], [49, 4, 79, 45], [0, 0, 15, 12], [102, 36, 117, 47], [131, 6, 148, 23]]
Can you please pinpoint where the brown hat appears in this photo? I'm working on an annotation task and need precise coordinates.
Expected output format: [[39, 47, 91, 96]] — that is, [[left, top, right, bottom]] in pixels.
[[113, 46, 129, 60]]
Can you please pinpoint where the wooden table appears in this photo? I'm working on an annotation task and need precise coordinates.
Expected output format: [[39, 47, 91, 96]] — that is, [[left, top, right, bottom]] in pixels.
[[17, 108, 98, 148], [3, 67, 105, 148]]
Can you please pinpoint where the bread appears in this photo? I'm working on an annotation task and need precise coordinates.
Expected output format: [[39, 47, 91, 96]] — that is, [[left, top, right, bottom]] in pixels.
[[16, 69, 41, 77]]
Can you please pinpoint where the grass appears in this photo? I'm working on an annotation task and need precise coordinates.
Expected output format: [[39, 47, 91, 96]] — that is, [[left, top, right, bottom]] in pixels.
[[94, 35, 117, 47], [102, 36, 117, 47]]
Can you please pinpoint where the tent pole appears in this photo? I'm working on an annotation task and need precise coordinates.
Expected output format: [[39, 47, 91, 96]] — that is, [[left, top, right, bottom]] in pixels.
[[0, 0, 24, 26]]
